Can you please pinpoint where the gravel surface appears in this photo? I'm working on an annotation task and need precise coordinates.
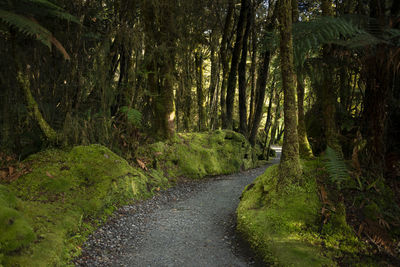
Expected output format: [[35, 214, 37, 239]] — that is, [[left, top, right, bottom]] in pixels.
[[74, 151, 280, 267]]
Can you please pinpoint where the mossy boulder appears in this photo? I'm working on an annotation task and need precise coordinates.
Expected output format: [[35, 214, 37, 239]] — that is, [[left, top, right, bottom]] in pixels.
[[141, 130, 263, 179], [237, 160, 365, 266], [1, 144, 168, 267]]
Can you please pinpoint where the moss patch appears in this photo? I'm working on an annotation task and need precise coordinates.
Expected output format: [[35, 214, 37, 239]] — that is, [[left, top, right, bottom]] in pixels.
[[0, 145, 168, 267], [139, 130, 264, 179], [237, 160, 366, 266]]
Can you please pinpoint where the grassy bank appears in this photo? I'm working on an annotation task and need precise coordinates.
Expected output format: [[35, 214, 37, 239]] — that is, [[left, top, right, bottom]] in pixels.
[[0, 130, 263, 267]]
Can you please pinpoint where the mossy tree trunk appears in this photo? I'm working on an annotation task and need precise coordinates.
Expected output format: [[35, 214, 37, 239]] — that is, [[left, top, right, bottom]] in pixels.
[[278, 0, 302, 179], [292, 0, 313, 158], [225, 0, 249, 130], [17, 71, 58, 143], [297, 74, 314, 158], [321, 0, 342, 153], [143, 0, 176, 140]]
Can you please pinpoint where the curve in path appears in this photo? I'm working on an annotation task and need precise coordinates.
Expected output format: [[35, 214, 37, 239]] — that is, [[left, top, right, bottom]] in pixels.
[[75, 149, 281, 267]]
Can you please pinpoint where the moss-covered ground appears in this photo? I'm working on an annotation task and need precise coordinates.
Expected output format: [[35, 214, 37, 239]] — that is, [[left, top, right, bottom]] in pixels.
[[237, 159, 373, 266], [138, 130, 264, 179], [0, 130, 263, 267]]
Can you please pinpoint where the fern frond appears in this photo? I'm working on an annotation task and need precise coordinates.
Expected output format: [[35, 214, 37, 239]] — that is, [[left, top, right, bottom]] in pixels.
[[0, 9, 52, 48], [293, 16, 364, 66], [120, 106, 142, 127], [323, 146, 349, 190]]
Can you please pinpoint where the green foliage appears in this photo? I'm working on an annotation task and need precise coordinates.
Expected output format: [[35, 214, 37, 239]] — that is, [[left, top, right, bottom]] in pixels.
[[120, 106, 142, 128], [0, 0, 78, 49], [293, 16, 365, 65], [323, 146, 349, 190]]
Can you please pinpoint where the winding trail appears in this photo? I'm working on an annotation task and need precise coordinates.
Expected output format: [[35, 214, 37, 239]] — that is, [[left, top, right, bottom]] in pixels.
[[75, 148, 281, 267]]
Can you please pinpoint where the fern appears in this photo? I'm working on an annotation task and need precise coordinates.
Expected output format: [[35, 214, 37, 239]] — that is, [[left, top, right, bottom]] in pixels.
[[0, 9, 52, 48], [323, 146, 349, 190], [262, 15, 399, 67], [120, 106, 142, 128], [0, 0, 79, 52], [293, 16, 366, 66]]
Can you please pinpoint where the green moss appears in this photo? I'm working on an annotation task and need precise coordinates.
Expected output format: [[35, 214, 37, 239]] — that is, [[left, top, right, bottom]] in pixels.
[[237, 160, 366, 266], [0, 130, 265, 266], [141, 130, 264, 179], [0, 145, 168, 267], [0, 185, 35, 256]]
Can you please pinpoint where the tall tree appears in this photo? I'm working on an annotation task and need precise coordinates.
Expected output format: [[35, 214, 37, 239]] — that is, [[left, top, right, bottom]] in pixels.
[[238, 2, 253, 135], [225, 0, 249, 130], [278, 0, 301, 178], [195, 51, 206, 131], [219, 0, 235, 128]]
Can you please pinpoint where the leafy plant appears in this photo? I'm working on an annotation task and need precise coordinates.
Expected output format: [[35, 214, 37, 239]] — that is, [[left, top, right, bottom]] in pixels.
[[323, 146, 349, 190], [120, 106, 142, 128]]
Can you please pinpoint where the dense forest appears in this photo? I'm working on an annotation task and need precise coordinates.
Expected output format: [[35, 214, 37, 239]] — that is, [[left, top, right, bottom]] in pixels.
[[1, 0, 400, 265]]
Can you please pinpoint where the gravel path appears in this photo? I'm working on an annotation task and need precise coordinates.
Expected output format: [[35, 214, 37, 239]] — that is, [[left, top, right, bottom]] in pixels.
[[75, 150, 280, 267]]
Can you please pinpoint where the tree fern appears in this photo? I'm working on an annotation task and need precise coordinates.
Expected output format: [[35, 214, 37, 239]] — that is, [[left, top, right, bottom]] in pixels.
[[262, 15, 400, 67], [323, 146, 349, 190]]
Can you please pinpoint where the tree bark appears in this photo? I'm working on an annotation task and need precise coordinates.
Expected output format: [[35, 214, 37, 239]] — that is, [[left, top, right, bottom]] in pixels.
[[238, 3, 252, 135], [248, 49, 271, 146], [225, 0, 249, 130], [278, 0, 301, 179], [195, 52, 206, 131], [220, 0, 235, 128], [247, 24, 257, 132], [17, 71, 58, 143], [297, 74, 314, 158]]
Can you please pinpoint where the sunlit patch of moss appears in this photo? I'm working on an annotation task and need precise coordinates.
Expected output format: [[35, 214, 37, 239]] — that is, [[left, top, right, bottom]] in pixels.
[[237, 160, 367, 266], [141, 130, 265, 179], [1, 145, 169, 267]]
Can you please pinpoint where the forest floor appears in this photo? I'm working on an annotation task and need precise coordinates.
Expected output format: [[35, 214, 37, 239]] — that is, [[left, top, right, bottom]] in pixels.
[[73, 149, 281, 266]]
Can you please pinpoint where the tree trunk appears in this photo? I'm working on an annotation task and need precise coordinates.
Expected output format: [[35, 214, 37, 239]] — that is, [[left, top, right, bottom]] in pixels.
[[208, 30, 220, 130], [238, 3, 252, 135], [225, 0, 249, 130], [321, 0, 342, 153], [297, 74, 314, 158], [247, 25, 257, 132], [220, 0, 235, 128], [143, 0, 176, 139], [278, 0, 301, 179], [248, 49, 271, 146], [195, 52, 206, 131], [17, 71, 58, 143]]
